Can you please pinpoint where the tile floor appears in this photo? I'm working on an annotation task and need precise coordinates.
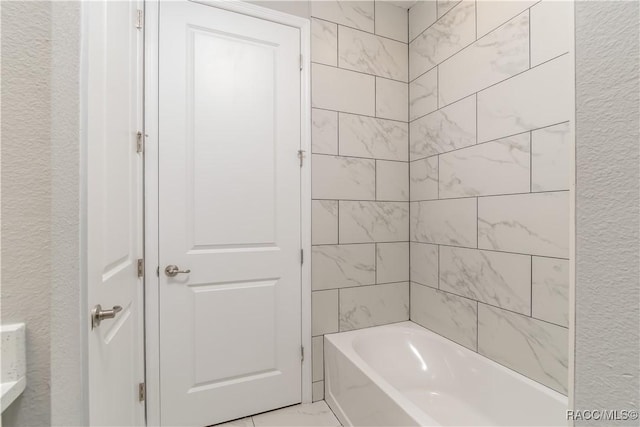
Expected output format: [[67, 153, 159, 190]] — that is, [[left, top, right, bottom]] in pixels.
[[216, 401, 342, 427]]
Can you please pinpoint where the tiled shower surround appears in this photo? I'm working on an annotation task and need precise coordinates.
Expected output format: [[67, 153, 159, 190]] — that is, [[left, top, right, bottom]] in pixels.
[[310, 0, 410, 401], [310, 0, 572, 399]]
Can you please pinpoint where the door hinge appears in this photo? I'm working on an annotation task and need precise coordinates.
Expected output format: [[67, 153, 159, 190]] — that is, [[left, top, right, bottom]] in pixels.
[[297, 149, 305, 167], [138, 382, 145, 402], [136, 9, 143, 30], [299, 54, 303, 71], [136, 131, 144, 154], [137, 259, 144, 278], [301, 346, 305, 362], [300, 249, 304, 265]]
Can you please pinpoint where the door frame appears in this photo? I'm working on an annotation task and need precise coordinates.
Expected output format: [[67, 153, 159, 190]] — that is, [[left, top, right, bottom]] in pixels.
[[143, 1, 312, 424]]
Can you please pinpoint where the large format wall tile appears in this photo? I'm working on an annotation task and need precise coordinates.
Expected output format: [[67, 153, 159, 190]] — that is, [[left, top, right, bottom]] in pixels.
[[410, 95, 476, 160], [411, 283, 478, 350], [312, 290, 339, 336], [376, 77, 408, 121], [532, 257, 569, 327], [409, 0, 437, 41], [312, 244, 376, 290], [438, 11, 530, 106], [439, 133, 530, 198], [530, 0, 572, 67], [312, 336, 324, 382], [531, 122, 571, 192], [478, 304, 568, 394], [339, 113, 408, 161], [409, 67, 438, 120], [409, 0, 475, 80], [440, 246, 532, 315], [311, 0, 375, 32], [312, 109, 338, 155], [478, 192, 569, 258], [377, 242, 410, 284], [410, 242, 438, 287], [312, 155, 375, 200], [476, 0, 537, 38], [376, 160, 409, 201], [312, 63, 375, 116], [375, 1, 408, 42], [437, 0, 461, 18], [410, 156, 438, 201], [339, 26, 408, 81], [411, 198, 477, 247], [312, 200, 338, 245], [340, 282, 409, 331], [339, 201, 409, 243], [477, 54, 571, 142], [311, 18, 338, 66]]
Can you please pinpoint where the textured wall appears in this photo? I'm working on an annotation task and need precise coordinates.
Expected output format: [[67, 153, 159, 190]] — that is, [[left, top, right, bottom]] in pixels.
[[574, 0, 640, 423], [407, 0, 572, 394], [49, 1, 85, 425], [1, 1, 53, 425], [309, 0, 410, 401]]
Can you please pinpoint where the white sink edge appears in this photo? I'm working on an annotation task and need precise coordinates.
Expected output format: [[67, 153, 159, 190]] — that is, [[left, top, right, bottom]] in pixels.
[[1, 377, 26, 413]]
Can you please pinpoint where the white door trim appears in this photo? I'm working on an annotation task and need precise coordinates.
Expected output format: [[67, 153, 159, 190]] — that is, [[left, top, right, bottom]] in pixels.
[[143, 1, 311, 424]]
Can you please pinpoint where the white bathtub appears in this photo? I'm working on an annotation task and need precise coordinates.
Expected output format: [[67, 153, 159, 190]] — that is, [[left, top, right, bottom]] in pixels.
[[324, 322, 567, 427]]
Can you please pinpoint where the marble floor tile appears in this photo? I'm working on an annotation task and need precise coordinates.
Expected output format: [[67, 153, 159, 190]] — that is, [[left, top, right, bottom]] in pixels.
[[252, 401, 341, 427]]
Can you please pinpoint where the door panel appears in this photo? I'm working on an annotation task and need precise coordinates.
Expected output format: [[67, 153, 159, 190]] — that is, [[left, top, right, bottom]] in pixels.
[[158, 2, 302, 425], [86, 1, 144, 425]]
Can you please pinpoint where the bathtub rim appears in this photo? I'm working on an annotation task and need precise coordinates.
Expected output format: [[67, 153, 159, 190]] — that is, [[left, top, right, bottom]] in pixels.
[[324, 321, 568, 426]]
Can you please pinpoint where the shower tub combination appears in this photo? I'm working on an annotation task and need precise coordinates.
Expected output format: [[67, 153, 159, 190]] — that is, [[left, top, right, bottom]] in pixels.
[[324, 322, 567, 427]]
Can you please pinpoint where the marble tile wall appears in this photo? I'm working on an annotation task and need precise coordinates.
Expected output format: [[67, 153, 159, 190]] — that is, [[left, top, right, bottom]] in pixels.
[[310, 0, 410, 401], [408, 0, 572, 395]]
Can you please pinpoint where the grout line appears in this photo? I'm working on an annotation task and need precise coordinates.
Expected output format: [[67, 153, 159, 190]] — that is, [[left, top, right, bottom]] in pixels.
[[413, 281, 568, 330], [374, 242, 378, 284], [476, 301, 479, 350], [408, 0, 462, 45], [528, 9, 531, 69], [374, 77, 378, 117], [312, 15, 409, 45], [313, 240, 410, 247], [530, 255, 534, 316], [475, 93, 478, 144], [368, 188, 570, 203], [436, 154, 440, 199], [374, 159, 378, 200], [312, 106, 408, 125], [408, 241, 570, 261], [529, 131, 533, 192], [312, 61, 409, 85], [476, 197, 479, 248], [312, 152, 404, 164], [410, 2, 540, 81], [336, 112, 340, 155], [337, 201, 341, 244], [437, 244, 441, 289], [409, 120, 571, 160], [475, 0, 478, 40]]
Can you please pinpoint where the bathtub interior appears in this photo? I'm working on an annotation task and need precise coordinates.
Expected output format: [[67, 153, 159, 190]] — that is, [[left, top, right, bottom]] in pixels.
[[326, 322, 567, 427]]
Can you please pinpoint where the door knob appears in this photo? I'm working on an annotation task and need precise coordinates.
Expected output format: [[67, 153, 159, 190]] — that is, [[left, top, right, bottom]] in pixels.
[[165, 265, 191, 277], [91, 304, 122, 329]]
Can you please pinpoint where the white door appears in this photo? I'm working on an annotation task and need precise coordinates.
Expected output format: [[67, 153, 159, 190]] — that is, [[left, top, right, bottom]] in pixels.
[[86, 1, 145, 425], [158, 1, 302, 426]]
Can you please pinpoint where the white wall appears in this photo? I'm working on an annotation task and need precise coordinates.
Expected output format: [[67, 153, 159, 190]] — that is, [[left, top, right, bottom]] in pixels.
[[50, 1, 85, 425], [1, 1, 84, 425], [574, 0, 640, 422], [1, 2, 53, 425]]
